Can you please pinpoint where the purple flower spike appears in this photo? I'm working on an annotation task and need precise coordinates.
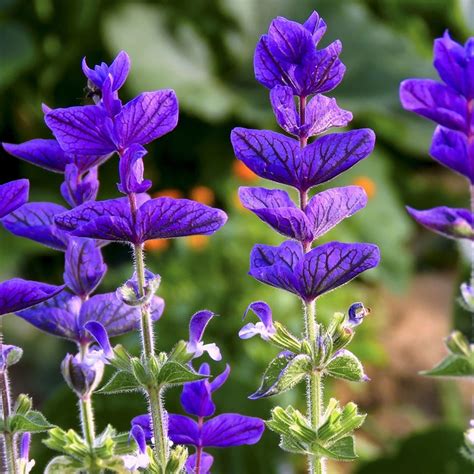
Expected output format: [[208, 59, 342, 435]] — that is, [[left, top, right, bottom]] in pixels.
[[186, 452, 214, 474], [249, 240, 380, 302], [64, 237, 107, 297], [0, 278, 64, 316], [55, 196, 227, 245], [406, 206, 474, 240], [2, 202, 69, 250], [187, 311, 221, 361], [231, 128, 375, 192], [82, 51, 131, 92], [239, 301, 276, 341], [0, 179, 29, 218], [84, 321, 113, 359], [117, 144, 152, 194]]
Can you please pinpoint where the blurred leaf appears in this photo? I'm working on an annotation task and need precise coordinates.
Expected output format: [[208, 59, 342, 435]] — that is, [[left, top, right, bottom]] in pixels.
[[0, 21, 35, 90], [421, 353, 474, 378]]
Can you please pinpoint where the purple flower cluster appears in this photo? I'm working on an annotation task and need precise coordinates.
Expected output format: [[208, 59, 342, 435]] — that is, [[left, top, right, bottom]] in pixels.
[[132, 363, 264, 474], [400, 32, 474, 240], [231, 11, 380, 313]]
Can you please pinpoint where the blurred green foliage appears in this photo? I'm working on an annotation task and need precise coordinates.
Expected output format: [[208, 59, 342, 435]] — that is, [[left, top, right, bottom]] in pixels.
[[0, 0, 473, 472]]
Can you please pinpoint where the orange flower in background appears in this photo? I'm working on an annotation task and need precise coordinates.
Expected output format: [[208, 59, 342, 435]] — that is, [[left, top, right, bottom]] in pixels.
[[352, 176, 376, 199], [190, 185, 215, 205], [145, 239, 170, 252], [232, 160, 258, 182], [153, 188, 183, 199], [186, 235, 209, 251]]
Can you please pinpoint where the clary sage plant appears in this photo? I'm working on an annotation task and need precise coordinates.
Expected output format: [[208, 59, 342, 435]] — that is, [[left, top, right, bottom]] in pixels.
[[231, 11, 380, 474], [0, 51, 264, 473]]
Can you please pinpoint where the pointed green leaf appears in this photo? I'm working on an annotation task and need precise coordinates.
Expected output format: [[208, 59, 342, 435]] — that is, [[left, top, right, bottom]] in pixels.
[[250, 354, 312, 399], [97, 371, 141, 395], [324, 350, 366, 382], [157, 361, 206, 386], [421, 353, 474, 378], [9, 410, 55, 433]]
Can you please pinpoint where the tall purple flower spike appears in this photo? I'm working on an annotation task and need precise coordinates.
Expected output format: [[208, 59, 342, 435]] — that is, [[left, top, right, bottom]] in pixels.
[[187, 311, 222, 361], [249, 240, 379, 303], [239, 301, 276, 341], [17, 290, 164, 343], [132, 363, 264, 474], [0, 279, 64, 316], [400, 31, 474, 238], [55, 196, 227, 245], [0, 179, 29, 218]]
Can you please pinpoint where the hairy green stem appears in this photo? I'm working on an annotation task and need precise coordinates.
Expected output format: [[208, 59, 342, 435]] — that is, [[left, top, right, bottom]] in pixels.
[[0, 369, 17, 474], [299, 95, 325, 473], [131, 231, 168, 471], [79, 396, 102, 473]]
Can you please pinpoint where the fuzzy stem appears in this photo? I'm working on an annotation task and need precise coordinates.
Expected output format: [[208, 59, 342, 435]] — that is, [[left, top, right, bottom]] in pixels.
[[79, 396, 100, 474], [128, 192, 168, 471], [299, 95, 325, 473], [0, 369, 17, 474], [0, 319, 17, 474]]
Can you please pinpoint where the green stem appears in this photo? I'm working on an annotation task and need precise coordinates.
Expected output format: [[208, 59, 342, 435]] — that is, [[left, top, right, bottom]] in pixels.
[[0, 369, 17, 474], [299, 94, 325, 473], [132, 241, 168, 471], [79, 396, 102, 474]]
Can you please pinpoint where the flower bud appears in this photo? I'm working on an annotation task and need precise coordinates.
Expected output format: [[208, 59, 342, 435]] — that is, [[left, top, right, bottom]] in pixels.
[[166, 445, 188, 474], [347, 302, 370, 327], [14, 394, 33, 416], [445, 330, 471, 357], [61, 353, 104, 398], [460, 283, 474, 311], [117, 270, 161, 307], [0, 344, 23, 371]]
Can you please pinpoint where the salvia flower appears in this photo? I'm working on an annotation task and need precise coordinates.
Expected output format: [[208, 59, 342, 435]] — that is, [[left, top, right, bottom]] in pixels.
[[239, 301, 276, 341], [132, 363, 264, 474], [187, 311, 222, 361], [0, 179, 29, 218], [400, 31, 474, 239], [123, 425, 150, 472], [84, 321, 114, 360], [19, 432, 35, 474], [347, 302, 370, 327]]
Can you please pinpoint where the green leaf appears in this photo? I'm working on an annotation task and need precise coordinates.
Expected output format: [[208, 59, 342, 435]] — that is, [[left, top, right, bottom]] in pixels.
[[313, 436, 358, 461], [9, 410, 55, 433], [324, 350, 366, 382], [421, 353, 474, 378], [97, 371, 141, 395], [44, 456, 82, 474], [250, 354, 312, 399], [157, 361, 206, 386], [43, 428, 88, 459]]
